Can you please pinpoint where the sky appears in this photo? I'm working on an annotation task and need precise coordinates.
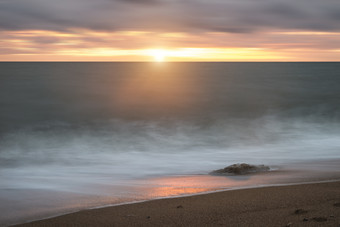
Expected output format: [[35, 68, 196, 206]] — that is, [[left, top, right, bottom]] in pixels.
[[1, 0, 340, 61]]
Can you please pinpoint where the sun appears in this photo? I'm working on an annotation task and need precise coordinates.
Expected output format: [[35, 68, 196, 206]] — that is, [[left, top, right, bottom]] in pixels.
[[151, 49, 166, 62]]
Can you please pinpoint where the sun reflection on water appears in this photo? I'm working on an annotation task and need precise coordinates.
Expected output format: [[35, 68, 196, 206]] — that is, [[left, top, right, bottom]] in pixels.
[[139, 175, 267, 198]]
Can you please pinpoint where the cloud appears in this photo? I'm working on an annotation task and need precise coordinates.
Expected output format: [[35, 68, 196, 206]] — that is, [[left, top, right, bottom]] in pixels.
[[0, 0, 340, 33]]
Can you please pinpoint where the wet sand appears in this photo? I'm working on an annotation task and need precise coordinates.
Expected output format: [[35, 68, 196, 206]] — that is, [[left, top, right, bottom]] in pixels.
[[15, 181, 340, 227]]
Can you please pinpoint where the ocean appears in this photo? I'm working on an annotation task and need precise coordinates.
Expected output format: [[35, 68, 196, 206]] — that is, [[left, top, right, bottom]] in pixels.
[[1, 62, 340, 225]]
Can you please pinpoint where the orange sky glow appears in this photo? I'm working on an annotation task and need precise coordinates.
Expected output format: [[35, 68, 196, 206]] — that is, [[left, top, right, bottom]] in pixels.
[[1, 0, 339, 61], [1, 29, 339, 61]]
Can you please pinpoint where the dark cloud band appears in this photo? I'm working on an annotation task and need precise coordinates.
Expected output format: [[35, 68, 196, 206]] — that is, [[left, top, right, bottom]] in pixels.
[[0, 0, 340, 32]]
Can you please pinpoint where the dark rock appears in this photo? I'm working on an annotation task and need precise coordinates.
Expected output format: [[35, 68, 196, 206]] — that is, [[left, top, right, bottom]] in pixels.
[[146, 216, 151, 219], [303, 218, 309, 222], [210, 163, 270, 175], [177, 205, 183, 208], [334, 203, 340, 207], [294, 209, 308, 214], [312, 217, 327, 222]]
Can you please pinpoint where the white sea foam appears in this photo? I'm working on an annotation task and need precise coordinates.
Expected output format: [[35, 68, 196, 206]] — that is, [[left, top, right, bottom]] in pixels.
[[1, 116, 340, 193]]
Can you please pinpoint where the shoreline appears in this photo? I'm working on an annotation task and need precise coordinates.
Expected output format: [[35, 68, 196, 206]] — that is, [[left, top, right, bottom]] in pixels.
[[90, 178, 340, 210], [13, 179, 340, 227], [3, 159, 340, 226]]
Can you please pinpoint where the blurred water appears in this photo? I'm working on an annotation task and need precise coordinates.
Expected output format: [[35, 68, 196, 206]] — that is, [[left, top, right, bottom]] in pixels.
[[0, 62, 340, 225]]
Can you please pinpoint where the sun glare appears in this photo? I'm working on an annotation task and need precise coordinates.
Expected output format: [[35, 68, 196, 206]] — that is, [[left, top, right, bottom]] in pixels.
[[151, 49, 166, 62]]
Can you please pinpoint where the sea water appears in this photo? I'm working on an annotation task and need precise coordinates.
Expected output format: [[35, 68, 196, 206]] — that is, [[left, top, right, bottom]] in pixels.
[[1, 62, 340, 225]]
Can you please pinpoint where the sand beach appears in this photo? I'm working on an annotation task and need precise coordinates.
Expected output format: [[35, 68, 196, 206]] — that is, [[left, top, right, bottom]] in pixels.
[[15, 180, 340, 227]]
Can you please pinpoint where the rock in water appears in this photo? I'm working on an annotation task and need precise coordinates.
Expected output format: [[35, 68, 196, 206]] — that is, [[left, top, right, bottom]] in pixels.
[[210, 163, 270, 175]]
